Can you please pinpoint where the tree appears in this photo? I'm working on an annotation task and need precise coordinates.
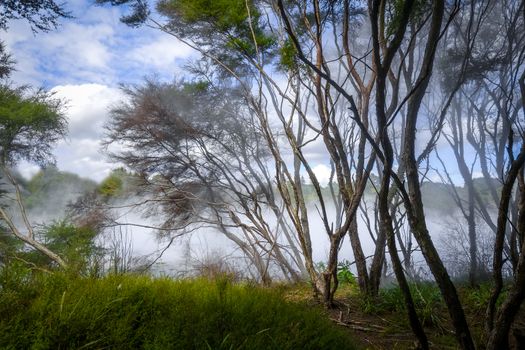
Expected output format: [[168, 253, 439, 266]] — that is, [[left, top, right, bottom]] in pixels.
[[100, 0, 525, 347], [0, 0, 70, 33], [0, 85, 68, 268], [0, 0, 70, 271], [98, 0, 379, 304], [104, 79, 305, 284]]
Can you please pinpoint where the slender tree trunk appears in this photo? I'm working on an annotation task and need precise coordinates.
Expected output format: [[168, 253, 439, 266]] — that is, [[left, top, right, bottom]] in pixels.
[[379, 143, 429, 349], [397, 0, 475, 346], [467, 190, 478, 286], [486, 235, 525, 349], [348, 217, 370, 293], [369, 219, 386, 295], [486, 146, 525, 335], [385, 216, 429, 349], [403, 164, 475, 349]]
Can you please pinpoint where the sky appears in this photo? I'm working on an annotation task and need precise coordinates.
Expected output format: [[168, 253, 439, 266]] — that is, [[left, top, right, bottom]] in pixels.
[[0, 0, 475, 272], [2, 0, 462, 186], [4, 0, 197, 182]]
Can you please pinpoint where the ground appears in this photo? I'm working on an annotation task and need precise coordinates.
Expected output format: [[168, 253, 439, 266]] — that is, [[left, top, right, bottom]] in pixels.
[[283, 283, 525, 349]]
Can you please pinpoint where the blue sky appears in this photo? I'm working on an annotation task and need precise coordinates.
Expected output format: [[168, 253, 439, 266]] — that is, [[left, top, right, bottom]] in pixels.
[[3, 0, 337, 186], [3, 0, 467, 186], [5, 0, 195, 181]]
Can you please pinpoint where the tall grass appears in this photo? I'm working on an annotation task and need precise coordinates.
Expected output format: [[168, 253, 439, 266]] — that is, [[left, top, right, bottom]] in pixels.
[[0, 270, 357, 349], [360, 282, 444, 328]]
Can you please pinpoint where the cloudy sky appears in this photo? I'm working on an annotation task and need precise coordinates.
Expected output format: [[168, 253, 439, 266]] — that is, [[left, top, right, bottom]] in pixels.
[[5, 0, 196, 181], [4, 0, 460, 186]]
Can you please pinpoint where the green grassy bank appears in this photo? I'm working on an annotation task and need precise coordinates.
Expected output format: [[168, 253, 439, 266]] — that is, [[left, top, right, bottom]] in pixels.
[[0, 271, 357, 349]]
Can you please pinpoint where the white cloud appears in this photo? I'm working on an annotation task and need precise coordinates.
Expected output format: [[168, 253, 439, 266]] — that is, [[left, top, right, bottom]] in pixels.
[[33, 83, 125, 182], [14, 83, 123, 182], [4, 14, 116, 85], [51, 83, 123, 139], [4, 2, 190, 86], [311, 164, 332, 187], [53, 137, 118, 182], [129, 36, 195, 69], [43, 22, 114, 68]]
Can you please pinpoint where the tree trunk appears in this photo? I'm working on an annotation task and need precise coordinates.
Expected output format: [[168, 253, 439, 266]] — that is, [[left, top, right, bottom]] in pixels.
[[378, 143, 429, 349], [486, 146, 525, 337], [486, 235, 525, 349], [385, 217, 429, 349], [348, 217, 370, 294]]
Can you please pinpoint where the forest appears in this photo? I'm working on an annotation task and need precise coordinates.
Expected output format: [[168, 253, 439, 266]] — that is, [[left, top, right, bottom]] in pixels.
[[1, 0, 525, 349]]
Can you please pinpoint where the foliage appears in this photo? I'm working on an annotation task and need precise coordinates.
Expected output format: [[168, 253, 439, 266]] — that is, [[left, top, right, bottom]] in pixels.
[[97, 169, 127, 198], [459, 282, 507, 312], [0, 86, 66, 165], [153, 0, 276, 73], [0, 273, 358, 349], [384, 0, 430, 39], [158, 0, 275, 54], [0, 230, 21, 267], [96, 0, 150, 26], [361, 282, 444, 328], [337, 260, 357, 285], [278, 38, 299, 72], [315, 260, 357, 285], [0, 0, 70, 32], [18, 221, 101, 274], [0, 42, 14, 80], [163, 0, 253, 31]]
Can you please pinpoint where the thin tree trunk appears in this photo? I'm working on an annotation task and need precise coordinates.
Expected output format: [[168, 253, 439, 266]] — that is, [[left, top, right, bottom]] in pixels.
[[486, 233, 525, 349], [486, 146, 525, 334], [379, 142, 429, 349], [348, 217, 370, 293]]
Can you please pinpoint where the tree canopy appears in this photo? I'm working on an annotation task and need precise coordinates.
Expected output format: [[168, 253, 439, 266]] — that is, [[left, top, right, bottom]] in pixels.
[[0, 86, 66, 165], [0, 0, 70, 32]]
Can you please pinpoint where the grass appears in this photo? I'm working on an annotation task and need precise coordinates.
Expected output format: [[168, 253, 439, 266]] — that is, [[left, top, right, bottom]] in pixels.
[[359, 282, 444, 328], [0, 270, 358, 349], [347, 281, 507, 349]]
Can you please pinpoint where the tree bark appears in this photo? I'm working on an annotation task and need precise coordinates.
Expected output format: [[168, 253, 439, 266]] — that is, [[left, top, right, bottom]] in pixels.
[[400, 0, 476, 347], [486, 146, 525, 337]]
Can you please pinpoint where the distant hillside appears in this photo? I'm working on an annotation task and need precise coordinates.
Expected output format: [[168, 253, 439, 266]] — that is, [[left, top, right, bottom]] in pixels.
[[421, 182, 458, 216], [421, 178, 501, 216], [2, 165, 503, 224], [298, 176, 501, 216], [22, 166, 98, 222]]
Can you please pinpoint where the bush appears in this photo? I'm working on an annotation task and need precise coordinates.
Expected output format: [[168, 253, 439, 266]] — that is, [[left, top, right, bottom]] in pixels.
[[17, 221, 101, 275], [0, 273, 357, 349]]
